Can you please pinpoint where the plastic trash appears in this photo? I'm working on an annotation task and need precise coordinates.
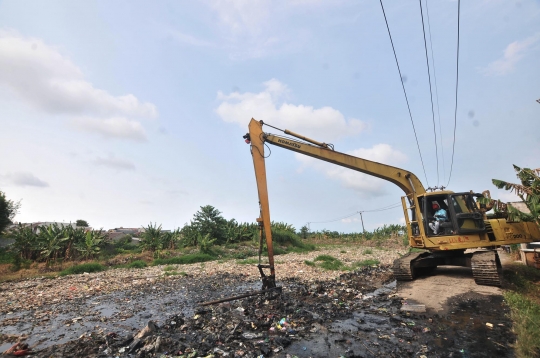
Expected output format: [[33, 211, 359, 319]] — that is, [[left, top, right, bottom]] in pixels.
[[242, 332, 262, 339], [400, 304, 426, 313]]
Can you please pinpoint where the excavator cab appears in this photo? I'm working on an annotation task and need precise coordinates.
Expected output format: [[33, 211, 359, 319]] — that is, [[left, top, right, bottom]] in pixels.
[[419, 192, 485, 237]]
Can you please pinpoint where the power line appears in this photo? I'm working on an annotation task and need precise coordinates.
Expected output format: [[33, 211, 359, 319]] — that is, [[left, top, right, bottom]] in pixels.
[[446, 0, 461, 188], [379, 0, 430, 188], [309, 211, 361, 224], [425, 0, 446, 183], [418, 0, 440, 186], [308, 202, 402, 225]]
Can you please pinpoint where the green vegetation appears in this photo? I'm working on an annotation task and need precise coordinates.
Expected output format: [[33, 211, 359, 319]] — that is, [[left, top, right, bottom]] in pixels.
[[305, 255, 380, 271], [153, 253, 215, 266], [0, 247, 14, 264], [0, 191, 20, 235], [353, 259, 380, 267], [60, 262, 106, 276], [7, 223, 109, 266], [0, 201, 400, 282], [127, 260, 147, 269], [503, 264, 540, 358], [363, 249, 373, 255], [75, 219, 89, 227], [490, 165, 539, 225], [236, 258, 259, 265], [307, 225, 408, 245], [314, 255, 344, 270]]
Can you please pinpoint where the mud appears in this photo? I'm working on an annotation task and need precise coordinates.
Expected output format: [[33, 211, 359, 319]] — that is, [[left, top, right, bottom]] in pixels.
[[0, 266, 514, 357]]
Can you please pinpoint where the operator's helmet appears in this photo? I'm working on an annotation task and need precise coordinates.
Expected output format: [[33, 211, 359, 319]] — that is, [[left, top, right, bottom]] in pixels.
[[432, 202, 440, 210]]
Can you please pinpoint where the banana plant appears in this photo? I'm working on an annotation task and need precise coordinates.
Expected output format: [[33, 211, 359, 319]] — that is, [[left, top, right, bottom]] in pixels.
[[8, 224, 39, 260], [140, 223, 164, 252], [38, 224, 69, 263], [74, 230, 105, 260]]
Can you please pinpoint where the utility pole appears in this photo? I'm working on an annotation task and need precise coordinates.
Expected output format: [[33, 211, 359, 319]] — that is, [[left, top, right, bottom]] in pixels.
[[358, 211, 365, 240]]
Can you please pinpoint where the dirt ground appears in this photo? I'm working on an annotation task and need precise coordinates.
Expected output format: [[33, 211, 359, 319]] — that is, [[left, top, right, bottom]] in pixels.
[[0, 247, 516, 357]]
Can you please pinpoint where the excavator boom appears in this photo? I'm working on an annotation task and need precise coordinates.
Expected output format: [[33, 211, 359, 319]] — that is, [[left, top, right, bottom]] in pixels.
[[246, 118, 540, 288]]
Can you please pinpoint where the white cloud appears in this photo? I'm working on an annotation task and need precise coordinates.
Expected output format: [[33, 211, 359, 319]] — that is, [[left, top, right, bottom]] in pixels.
[[0, 29, 157, 140], [203, 0, 323, 59], [296, 144, 408, 197], [481, 33, 540, 76], [1, 172, 49, 187], [169, 30, 214, 48], [71, 117, 147, 142], [216, 79, 366, 140], [93, 155, 136, 171]]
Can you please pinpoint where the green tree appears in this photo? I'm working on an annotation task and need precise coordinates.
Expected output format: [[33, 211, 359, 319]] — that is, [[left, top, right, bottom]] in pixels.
[[492, 165, 540, 225], [161, 228, 181, 250], [190, 205, 228, 244], [299, 225, 309, 239], [0, 191, 21, 235], [76, 219, 89, 227], [140, 223, 164, 252]]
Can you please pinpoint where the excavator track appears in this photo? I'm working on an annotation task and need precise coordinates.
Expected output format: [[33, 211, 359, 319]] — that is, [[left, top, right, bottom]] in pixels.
[[471, 251, 501, 287], [392, 251, 428, 281]]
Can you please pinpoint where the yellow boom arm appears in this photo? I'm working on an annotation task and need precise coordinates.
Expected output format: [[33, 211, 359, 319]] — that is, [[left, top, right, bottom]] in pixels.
[[247, 118, 425, 287]]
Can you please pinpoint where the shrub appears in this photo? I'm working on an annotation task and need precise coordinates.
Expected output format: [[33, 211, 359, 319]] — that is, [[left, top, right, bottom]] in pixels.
[[353, 259, 380, 267], [363, 249, 373, 255], [60, 262, 106, 276], [127, 260, 147, 269], [0, 248, 14, 264], [272, 228, 301, 246], [152, 253, 215, 266], [314, 255, 344, 270]]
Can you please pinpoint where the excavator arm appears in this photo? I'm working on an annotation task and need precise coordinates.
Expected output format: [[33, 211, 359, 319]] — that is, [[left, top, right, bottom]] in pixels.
[[246, 118, 425, 288], [246, 118, 540, 288]]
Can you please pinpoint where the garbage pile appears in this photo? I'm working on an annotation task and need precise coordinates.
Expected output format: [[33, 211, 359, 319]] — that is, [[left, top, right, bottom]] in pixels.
[[4, 265, 515, 358]]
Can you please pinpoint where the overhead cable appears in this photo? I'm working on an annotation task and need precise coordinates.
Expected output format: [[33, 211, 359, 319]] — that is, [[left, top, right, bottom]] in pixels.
[[379, 0, 430, 188], [418, 0, 440, 186], [425, 0, 446, 183], [446, 0, 461, 188], [309, 202, 402, 224]]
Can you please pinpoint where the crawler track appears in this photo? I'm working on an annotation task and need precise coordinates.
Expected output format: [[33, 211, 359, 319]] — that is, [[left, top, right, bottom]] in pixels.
[[392, 251, 427, 281], [471, 251, 501, 287]]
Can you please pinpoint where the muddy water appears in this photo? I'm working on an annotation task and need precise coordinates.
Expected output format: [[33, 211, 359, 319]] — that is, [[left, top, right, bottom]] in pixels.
[[0, 268, 514, 357]]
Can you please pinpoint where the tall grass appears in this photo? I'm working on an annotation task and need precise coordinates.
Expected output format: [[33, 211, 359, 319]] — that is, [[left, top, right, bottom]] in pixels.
[[503, 264, 540, 357], [59, 262, 106, 276]]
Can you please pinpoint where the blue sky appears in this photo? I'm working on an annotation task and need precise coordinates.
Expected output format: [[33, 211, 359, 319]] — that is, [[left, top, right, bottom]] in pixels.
[[0, 0, 539, 232]]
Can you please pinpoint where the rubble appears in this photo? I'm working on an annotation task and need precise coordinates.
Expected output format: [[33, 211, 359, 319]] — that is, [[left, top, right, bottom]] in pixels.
[[0, 248, 516, 357]]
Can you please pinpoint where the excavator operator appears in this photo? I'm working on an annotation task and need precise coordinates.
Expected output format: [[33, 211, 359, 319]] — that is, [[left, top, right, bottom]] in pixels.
[[429, 203, 448, 235]]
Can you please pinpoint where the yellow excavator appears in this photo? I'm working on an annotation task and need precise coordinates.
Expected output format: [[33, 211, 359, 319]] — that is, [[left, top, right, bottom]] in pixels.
[[244, 118, 540, 288]]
